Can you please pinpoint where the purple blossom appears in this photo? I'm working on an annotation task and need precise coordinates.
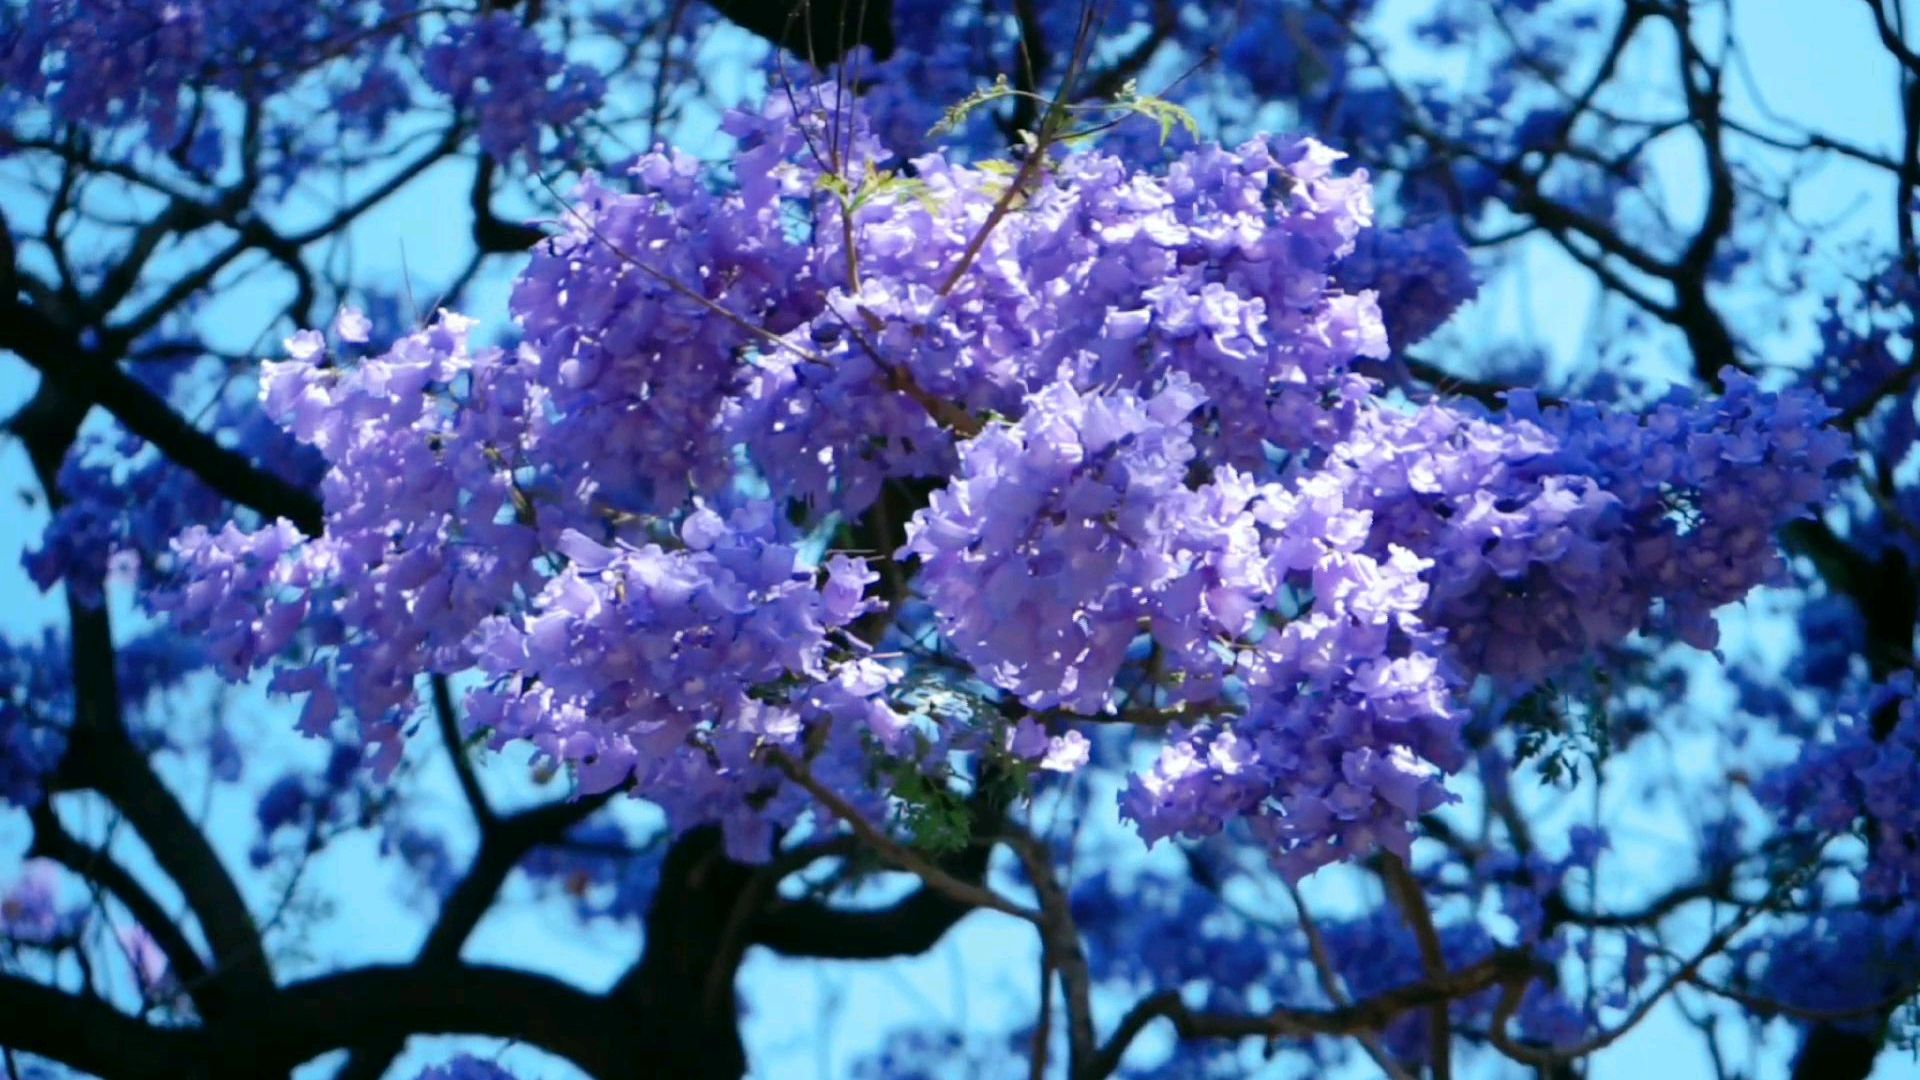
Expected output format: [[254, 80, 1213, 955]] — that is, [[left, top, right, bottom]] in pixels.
[[414, 1057, 519, 1080], [1761, 672, 1920, 904], [422, 14, 603, 163], [334, 307, 371, 344], [0, 860, 66, 944], [147, 93, 1848, 883], [116, 924, 172, 997], [1335, 220, 1479, 350]]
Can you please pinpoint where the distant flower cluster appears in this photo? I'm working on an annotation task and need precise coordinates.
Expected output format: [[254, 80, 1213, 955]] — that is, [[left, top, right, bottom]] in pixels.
[[1763, 672, 1920, 904], [423, 13, 604, 163]]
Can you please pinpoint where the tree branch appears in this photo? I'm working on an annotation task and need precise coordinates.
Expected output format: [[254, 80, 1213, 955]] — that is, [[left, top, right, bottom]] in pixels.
[[0, 973, 194, 1080], [1078, 952, 1534, 1080], [13, 383, 276, 1010], [332, 789, 618, 1080], [766, 749, 1038, 923], [432, 675, 492, 828], [701, 0, 896, 65], [1380, 855, 1452, 1080], [1006, 827, 1094, 1074], [0, 306, 323, 534], [26, 802, 217, 1014]]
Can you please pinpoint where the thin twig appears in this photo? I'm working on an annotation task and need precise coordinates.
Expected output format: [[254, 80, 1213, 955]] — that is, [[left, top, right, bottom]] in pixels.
[[764, 749, 1039, 923]]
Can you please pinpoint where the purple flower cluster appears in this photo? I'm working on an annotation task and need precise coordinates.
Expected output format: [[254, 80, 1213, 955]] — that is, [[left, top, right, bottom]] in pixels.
[[1339, 373, 1847, 681], [1761, 672, 1920, 904], [0, 0, 404, 152], [512, 141, 817, 514], [0, 860, 72, 944], [1334, 220, 1479, 350], [1734, 902, 1920, 1035], [1122, 655, 1461, 878], [730, 127, 1388, 515], [467, 505, 893, 856], [1086, 443, 1464, 873], [27, 380, 322, 608], [422, 13, 604, 164], [153, 93, 1847, 880], [153, 314, 543, 773], [1004, 716, 1092, 772], [414, 1055, 519, 1080], [904, 377, 1223, 713], [1498, 374, 1847, 655], [1112, 367, 1840, 873]]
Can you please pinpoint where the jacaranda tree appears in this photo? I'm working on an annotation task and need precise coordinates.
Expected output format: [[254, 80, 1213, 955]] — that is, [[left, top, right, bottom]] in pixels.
[[0, 1, 1914, 1077]]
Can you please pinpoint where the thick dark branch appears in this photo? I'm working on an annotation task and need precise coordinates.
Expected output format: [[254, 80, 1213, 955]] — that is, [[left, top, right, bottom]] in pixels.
[[752, 883, 985, 959], [1783, 519, 1917, 688], [0, 973, 194, 1080], [1380, 855, 1451, 1080], [12, 383, 276, 1010], [753, 827, 996, 959], [0, 206, 15, 301], [239, 965, 618, 1075], [607, 829, 757, 1076], [1867, 0, 1920, 73], [26, 803, 218, 1014], [0, 962, 631, 1080], [432, 675, 492, 828], [1791, 1023, 1889, 1080], [1077, 952, 1534, 1080], [333, 790, 617, 1080], [470, 157, 545, 253], [62, 649, 277, 1008], [1007, 828, 1095, 1074], [702, 0, 895, 65], [0, 306, 323, 534], [422, 792, 621, 963]]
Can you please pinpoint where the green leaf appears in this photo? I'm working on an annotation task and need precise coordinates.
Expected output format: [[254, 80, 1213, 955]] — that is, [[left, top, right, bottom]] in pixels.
[[885, 764, 974, 855], [1110, 79, 1200, 146], [848, 170, 937, 213], [930, 74, 1015, 138]]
